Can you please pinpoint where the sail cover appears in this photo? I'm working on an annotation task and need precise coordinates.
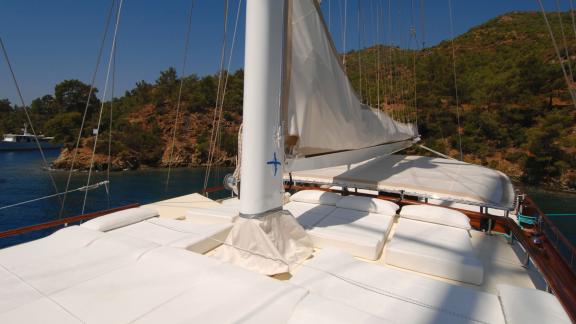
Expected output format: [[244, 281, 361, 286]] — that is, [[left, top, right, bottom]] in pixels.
[[284, 0, 417, 171]]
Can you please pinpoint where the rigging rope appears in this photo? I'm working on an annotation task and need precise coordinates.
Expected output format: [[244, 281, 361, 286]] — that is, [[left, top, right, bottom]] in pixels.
[[536, 0, 576, 107], [554, 0, 575, 82], [387, 0, 399, 122], [420, 0, 426, 49], [165, 0, 196, 196], [357, 1, 363, 102], [203, 0, 242, 195], [376, 0, 381, 116], [328, 0, 331, 33], [203, 0, 230, 194], [411, 0, 419, 127], [107, 36, 117, 209], [418, 144, 457, 160], [0, 37, 63, 209], [60, 0, 117, 218], [447, 0, 464, 161], [342, 0, 348, 69], [570, 0, 576, 41], [82, 0, 124, 215], [0, 182, 109, 212]]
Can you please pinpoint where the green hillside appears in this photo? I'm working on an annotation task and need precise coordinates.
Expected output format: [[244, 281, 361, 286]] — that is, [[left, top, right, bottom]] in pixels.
[[344, 11, 576, 189], [0, 11, 574, 189]]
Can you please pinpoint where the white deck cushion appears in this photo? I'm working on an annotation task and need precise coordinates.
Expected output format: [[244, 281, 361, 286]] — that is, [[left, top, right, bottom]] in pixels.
[[185, 205, 239, 224], [290, 190, 342, 205], [288, 294, 394, 324], [284, 201, 336, 228], [8, 233, 159, 295], [112, 218, 231, 253], [135, 262, 308, 324], [400, 204, 471, 230], [292, 248, 505, 324], [50, 247, 223, 323], [336, 196, 399, 215], [81, 207, 159, 232], [46, 246, 308, 324], [386, 218, 483, 284], [308, 208, 394, 260], [0, 266, 43, 314], [497, 284, 571, 324], [0, 226, 104, 270], [0, 298, 81, 324]]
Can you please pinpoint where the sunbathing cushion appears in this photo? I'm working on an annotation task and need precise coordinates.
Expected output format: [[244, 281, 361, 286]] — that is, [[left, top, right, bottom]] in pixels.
[[185, 205, 238, 224], [308, 209, 394, 260], [0, 298, 81, 324], [336, 196, 399, 215], [8, 233, 159, 295], [50, 247, 222, 323], [400, 204, 471, 230], [292, 248, 505, 324], [81, 207, 159, 232], [290, 190, 341, 206], [385, 218, 483, 284], [0, 226, 104, 270], [168, 224, 232, 253], [112, 218, 231, 253], [0, 266, 43, 314], [283, 201, 336, 228], [135, 262, 308, 324], [497, 284, 571, 324], [288, 294, 394, 324]]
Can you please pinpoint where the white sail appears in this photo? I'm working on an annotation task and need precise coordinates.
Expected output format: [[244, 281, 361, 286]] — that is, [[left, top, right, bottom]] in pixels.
[[284, 0, 417, 171]]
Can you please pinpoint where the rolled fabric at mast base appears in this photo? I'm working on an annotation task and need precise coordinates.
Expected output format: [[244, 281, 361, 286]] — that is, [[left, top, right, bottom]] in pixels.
[[213, 210, 313, 275]]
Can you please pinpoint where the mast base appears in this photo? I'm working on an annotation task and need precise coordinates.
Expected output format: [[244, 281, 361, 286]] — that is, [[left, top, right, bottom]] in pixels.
[[214, 209, 313, 275]]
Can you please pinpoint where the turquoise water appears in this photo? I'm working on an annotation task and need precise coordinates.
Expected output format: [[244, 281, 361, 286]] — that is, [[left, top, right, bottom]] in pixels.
[[1, 151, 575, 247], [524, 187, 576, 243], [0, 150, 231, 248]]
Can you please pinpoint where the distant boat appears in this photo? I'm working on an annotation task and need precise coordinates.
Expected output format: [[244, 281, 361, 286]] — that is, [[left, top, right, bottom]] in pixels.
[[0, 124, 62, 151]]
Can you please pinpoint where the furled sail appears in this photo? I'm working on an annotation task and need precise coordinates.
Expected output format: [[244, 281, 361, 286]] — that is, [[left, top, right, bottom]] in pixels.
[[283, 0, 418, 171]]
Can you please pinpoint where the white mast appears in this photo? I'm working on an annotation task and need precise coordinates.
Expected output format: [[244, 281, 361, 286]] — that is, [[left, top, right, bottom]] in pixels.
[[215, 0, 313, 275], [239, 0, 285, 216]]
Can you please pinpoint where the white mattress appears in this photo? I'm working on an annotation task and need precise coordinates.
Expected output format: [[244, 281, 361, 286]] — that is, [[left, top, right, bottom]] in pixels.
[[285, 202, 394, 260], [284, 201, 336, 228], [112, 218, 232, 253], [133, 261, 308, 323], [0, 266, 43, 314], [292, 248, 505, 324], [0, 246, 312, 324], [5, 233, 159, 296], [309, 209, 394, 260], [0, 226, 104, 270], [185, 205, 239, 224], [385, 218, 484, 285], [288, 294, 393, 324], [497, 284, 571, 324]]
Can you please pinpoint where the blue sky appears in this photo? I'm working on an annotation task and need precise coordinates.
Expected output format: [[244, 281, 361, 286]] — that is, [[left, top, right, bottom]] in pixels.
[[0, 0, 569, 104]]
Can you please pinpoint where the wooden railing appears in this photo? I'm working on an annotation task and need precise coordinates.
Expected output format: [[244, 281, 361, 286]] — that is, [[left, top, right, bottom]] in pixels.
[[504, 209, 576, 322], [0, 204, 140, 239], [523, 195, 576, 275]]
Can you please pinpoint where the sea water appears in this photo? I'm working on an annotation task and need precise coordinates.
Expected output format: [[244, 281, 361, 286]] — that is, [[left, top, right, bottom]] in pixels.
[[0, 150, 231, 248], [1, 150, 575, 248]]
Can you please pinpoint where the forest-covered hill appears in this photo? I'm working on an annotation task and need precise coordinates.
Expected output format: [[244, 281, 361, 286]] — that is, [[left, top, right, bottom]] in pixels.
[[0, 11, 574, 189]]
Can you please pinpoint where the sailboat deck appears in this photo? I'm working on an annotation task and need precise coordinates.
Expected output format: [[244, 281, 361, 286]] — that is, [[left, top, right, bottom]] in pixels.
[[138, 193, 548, 298], [0, 193, 570, 323], [145, 193, 544, 294]]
